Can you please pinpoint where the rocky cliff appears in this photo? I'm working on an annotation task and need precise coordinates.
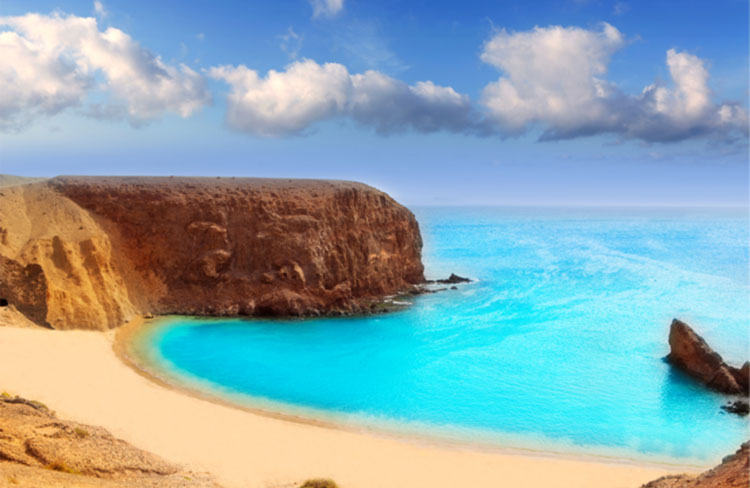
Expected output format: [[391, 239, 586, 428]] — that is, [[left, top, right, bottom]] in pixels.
[[0, 176, 424, 330]]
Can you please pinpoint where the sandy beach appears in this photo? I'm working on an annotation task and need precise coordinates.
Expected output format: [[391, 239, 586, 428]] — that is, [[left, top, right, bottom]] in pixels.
[[0, 323, 696, 488]]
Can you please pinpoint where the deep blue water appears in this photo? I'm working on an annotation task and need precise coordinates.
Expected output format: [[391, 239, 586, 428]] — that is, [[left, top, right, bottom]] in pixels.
[[135, 207, 749, 464]]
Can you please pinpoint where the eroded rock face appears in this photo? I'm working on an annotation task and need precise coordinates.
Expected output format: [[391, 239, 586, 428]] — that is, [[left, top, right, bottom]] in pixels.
[[0, 176, 424, 329], [641, 442, 749, 488], [0, 256, 48, 327], [666, 319, 749, 395], [0, 394, 219, 487]]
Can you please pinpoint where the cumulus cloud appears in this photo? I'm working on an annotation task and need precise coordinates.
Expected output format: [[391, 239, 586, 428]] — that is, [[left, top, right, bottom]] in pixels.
[[209, 59, 475, 137], [480, 23, 747, 142], [0, 12, 211, 131], [309, 0, 344, 18], [480, 23, 625, 136], [2, 10, 744, 145]]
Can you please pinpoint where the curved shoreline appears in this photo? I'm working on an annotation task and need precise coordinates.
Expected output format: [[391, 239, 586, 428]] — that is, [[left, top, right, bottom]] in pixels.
[[0, 321, 698, 488], [115, 315, 711, 472]]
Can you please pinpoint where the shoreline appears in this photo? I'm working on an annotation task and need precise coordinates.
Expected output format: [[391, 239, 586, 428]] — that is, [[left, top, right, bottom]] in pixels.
[[116, 316, 711, 471], [0, 320, 702, 488]]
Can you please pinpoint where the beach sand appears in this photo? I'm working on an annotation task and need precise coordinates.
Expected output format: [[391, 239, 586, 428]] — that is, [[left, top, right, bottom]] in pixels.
[[0, 324, 696, 488]]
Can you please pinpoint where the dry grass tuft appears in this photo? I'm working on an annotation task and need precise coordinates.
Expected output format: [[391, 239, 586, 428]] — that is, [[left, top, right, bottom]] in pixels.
[[46, 461, 80, 475], [300, 478, 339, 488]]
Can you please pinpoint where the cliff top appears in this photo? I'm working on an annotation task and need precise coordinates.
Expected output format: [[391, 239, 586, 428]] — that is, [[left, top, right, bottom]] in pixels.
[[0, 175, 49, 188], [49, 175, 379, 194]]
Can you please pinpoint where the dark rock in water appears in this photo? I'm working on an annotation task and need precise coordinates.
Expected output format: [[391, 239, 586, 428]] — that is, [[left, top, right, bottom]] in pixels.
[[665, 319, 748, 395], [721, 400, 750, 416], [450, 286, 458, 290], [436, 273, 471, 284]]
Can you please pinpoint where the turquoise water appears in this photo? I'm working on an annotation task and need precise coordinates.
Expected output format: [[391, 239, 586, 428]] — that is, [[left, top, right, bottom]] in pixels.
[[137, 207, 749, 464]]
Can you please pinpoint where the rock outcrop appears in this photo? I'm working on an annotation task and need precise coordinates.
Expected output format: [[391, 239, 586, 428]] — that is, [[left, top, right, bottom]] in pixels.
[[435, 273, 471, 284], [0, 176, 424, 330], [721, 400, 750, 416], [665, 319, 749, 395], [0, 393, 220, 487], [640, 442, 749, 488]]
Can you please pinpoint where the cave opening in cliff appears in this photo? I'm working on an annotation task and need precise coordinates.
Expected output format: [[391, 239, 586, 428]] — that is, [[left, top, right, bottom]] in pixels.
[[0, 299, 7, 307]]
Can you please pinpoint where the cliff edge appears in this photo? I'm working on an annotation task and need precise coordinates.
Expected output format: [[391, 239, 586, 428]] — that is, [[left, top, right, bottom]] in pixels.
[[0, 176, 424, 330]]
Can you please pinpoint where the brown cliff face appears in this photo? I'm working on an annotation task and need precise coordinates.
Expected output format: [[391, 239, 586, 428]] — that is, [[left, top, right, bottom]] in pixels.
[[641, 442, 749, 488], [666, 319, 749, 395], [0, 176, 424, 330]]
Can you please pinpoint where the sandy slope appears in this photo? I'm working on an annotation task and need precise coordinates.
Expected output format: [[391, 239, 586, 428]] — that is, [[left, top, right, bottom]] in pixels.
[[0, 324, 692, 488]]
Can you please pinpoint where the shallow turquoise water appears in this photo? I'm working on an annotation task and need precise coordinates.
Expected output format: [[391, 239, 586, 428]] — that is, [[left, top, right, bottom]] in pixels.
[[138, 207, 749, 464]]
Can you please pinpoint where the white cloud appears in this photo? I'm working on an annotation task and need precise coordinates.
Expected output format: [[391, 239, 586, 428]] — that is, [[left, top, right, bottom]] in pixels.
[[279, 27, 303, 59], [612, 2, 630, 16], [209, 59, 474, 137], [2, 10, 744, 145], [480, 23, 624, 135], [93, 1, 107, 18], [309, 0, 344, 18], [480, 23, 748, 142], [0, 12, 211, 131]]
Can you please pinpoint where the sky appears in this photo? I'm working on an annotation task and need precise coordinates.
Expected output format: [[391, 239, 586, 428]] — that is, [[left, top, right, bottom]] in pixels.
[[0, 0, 748, 206]]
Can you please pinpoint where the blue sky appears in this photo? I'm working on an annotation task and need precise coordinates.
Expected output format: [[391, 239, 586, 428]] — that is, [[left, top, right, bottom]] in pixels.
[[0, 0, 747, 205]]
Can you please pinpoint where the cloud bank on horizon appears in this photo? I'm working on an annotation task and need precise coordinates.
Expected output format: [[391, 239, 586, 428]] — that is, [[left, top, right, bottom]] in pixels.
[[0, 8, 746, 145]]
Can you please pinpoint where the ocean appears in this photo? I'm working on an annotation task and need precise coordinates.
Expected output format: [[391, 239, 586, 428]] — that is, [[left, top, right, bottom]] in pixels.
[[132, 206, 749, 464]]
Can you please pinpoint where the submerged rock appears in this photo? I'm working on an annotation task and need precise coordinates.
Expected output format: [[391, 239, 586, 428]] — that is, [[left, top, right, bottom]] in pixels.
[[665, 319, 749, 395], [721, 400, 750, 416]]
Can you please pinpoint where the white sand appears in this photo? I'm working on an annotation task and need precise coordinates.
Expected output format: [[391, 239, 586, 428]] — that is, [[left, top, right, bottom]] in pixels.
[[0, 325, 694, 488]]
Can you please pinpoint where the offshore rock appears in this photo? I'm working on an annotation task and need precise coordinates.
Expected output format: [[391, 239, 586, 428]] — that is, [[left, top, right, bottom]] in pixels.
[[665, 319, 748, 395], [0, 176, 424, 330], [436, 273, 471, 284], [721, 400, 750, 416]]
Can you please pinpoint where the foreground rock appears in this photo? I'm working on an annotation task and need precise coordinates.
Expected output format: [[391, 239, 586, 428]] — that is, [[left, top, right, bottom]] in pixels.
[[0, 176, 424, 329], [665, 319, 749, 395], [0, 393, 219, 487], [641, 442, 749, 488]]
